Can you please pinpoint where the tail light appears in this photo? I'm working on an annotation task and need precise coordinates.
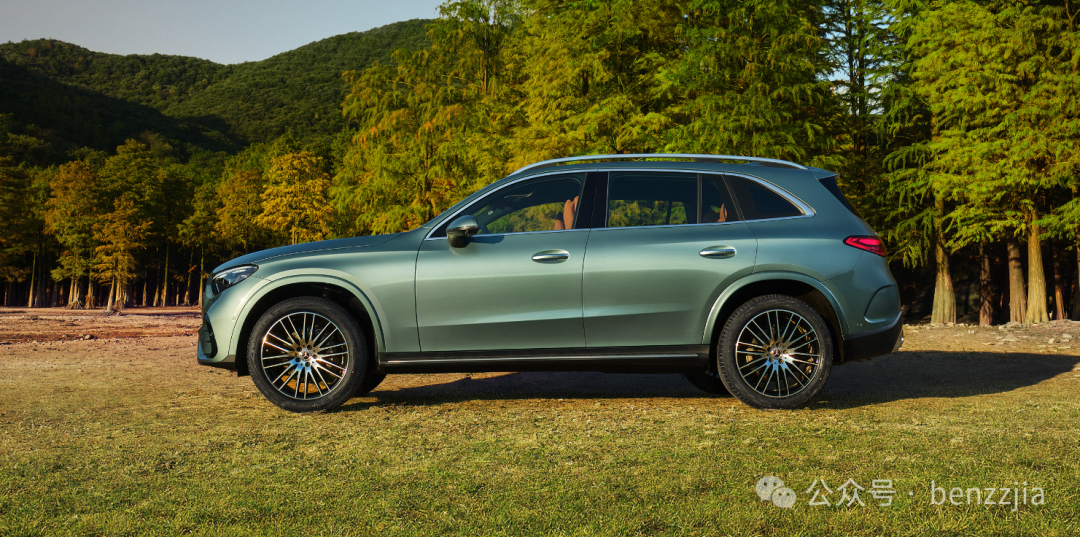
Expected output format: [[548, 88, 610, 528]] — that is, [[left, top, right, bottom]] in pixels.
[[844, 236, 887, 257]]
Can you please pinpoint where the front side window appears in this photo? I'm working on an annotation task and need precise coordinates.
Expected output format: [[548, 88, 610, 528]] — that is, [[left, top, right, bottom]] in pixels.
[[460, 174, 587, 235], [606, 172, 698, 228]]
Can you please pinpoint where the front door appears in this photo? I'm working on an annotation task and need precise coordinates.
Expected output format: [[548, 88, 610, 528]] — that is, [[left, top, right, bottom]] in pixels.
[[415, 173, 592, 352]]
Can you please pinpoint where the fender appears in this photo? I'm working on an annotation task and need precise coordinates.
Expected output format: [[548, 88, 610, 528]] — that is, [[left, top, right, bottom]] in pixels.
[[228, 271, 387, 356], [700, 271, 850, 345]]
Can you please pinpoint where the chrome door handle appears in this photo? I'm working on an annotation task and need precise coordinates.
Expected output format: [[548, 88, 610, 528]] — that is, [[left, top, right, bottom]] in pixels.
[[700, 247, 736, 259], [532, 250, 570, 263]]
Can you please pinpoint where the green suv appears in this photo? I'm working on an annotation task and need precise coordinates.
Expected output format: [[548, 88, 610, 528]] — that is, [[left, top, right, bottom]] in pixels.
[[198, 154, 903, 412]]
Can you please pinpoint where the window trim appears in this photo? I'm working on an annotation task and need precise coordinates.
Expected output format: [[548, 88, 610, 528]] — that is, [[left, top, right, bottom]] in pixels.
[[423, 168, 815, 240], [721, 172, 816, 222]]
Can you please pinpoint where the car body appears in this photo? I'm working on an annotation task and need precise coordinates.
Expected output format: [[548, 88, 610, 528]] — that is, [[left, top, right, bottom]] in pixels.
[[197, 154, 903, 412]]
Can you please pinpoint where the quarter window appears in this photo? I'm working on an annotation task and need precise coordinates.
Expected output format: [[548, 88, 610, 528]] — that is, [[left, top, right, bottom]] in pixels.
[[726, 175, 803, 220]]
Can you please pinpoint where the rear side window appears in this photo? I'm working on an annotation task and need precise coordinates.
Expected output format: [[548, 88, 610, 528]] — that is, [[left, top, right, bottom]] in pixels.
[[701, 175, 742, 223], [607, 172, 698, 227], [818, 176, 860, 217], [726, 176, 803, 220]]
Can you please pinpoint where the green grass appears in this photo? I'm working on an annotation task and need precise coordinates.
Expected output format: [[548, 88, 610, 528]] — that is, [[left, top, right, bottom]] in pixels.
[[0, 336, 1078, 536]]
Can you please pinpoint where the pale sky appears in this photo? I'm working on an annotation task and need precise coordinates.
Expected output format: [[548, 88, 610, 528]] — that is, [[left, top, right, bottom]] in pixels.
[[0, 0, 445, 65]]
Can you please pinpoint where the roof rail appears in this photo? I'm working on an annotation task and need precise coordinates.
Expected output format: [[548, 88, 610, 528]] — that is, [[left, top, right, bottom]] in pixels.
[[510, 153, 806, 175]]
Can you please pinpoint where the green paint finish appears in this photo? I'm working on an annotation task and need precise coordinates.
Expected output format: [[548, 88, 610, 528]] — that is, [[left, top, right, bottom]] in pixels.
[[416, 230, 590, 351], [582, 223, 757, 347]]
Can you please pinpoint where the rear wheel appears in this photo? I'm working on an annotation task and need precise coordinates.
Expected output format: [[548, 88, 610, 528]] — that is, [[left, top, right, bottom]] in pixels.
[[716, 295, 833, 409], [247, 297, 367, 412]]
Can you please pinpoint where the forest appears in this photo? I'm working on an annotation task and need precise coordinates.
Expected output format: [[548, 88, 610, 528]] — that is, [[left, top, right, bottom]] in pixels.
[[0, 0, 1078, 326]]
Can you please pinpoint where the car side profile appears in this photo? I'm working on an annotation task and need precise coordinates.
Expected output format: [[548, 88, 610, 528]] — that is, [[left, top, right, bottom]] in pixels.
[[197, 154, 903, 412]]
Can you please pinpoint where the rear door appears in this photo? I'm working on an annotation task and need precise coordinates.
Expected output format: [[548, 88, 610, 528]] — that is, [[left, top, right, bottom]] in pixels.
[[582, 172, 758, 347]]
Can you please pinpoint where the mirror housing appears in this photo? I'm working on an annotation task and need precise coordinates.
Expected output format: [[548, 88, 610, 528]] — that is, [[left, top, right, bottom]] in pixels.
[[446, 215, 479, 248]]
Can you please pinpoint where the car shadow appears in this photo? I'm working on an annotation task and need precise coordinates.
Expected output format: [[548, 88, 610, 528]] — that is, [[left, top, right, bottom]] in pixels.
[[338, 350, 1080, 411]]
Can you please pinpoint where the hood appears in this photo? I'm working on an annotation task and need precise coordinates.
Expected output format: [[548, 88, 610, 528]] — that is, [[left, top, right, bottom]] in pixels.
[[212, 233, 401, 273]]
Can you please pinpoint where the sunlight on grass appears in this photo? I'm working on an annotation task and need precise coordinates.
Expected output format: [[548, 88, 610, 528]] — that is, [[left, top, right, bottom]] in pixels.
[[1, 336, 1078, 535]]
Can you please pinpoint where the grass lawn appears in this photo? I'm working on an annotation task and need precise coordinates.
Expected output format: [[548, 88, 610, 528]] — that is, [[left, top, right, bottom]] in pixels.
[[0, 326, 1078, 536]]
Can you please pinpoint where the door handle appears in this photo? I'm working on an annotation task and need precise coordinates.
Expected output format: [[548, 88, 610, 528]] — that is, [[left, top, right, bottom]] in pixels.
[[532, 250, 570, 263], [700, 246, 736, 259]]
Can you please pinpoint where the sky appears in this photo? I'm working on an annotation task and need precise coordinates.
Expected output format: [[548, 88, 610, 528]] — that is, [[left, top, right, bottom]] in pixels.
[[0, 0, 446, 65]]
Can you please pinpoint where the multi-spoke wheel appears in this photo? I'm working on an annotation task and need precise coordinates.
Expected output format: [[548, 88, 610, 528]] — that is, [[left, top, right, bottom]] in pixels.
[[716, 295, 833, 409], [247, 297, 368, 412]]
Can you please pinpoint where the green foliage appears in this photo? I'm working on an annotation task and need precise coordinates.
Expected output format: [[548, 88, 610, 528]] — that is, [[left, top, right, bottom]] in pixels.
[[93, 195, 152, 292], [0, 20, 431, 155], [664, 0, 835, 164], [255, 152, 335, 245]]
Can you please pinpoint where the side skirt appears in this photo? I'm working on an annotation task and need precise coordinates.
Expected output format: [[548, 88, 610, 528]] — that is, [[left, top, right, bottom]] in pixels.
[[378, 345, 710, 374]]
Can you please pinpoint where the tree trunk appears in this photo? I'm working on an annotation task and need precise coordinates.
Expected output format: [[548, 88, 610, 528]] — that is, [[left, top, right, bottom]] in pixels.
[[931, 235, 956, 324], [1073, 240, 1080, 321], [1007, 237, 1026, 323], [1025, 220, 1049, 324], [162, 245, 170, 307], [183, 249, 194, 306], [1051, 240, 1066, 321], [105, 277, 116, 312], [26, 251, 36, 308], [979, 242, 993, 326], [142, 272, 149, 307], [85, 277, 95, 310], [198, 248, 205, 309]]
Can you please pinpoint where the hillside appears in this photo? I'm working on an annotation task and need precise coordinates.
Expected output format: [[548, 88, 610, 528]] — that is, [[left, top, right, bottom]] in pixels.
[[0, 19, 430, 155]]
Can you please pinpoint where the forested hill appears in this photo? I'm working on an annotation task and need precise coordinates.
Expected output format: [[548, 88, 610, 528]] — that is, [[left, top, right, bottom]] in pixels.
[[0, 19, 430, 156]]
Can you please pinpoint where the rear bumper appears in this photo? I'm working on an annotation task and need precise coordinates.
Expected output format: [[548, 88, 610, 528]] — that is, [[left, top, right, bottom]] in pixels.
[[841, 314, 903, 363]]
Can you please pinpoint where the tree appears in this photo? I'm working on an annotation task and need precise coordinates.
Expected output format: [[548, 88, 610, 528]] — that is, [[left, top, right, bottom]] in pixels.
[[337, 1, 519, 235], [44, 161, 99, 308], [255, 152, 334, 245], [664, 0, 836, 165], [93, 196, 152, 311], [907, 1, 1072, 324]]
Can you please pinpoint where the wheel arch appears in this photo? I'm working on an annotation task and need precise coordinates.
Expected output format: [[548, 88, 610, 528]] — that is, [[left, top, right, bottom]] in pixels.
[[229, 276, 384, 377], [702, 272, 849, 370]]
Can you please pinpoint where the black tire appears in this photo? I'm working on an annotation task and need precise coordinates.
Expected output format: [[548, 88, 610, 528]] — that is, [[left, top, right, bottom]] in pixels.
[[716, 295, 833, 409], [353, 371, 386, 397], [247, 297, 368, 412], [683, 371, 731, 396]]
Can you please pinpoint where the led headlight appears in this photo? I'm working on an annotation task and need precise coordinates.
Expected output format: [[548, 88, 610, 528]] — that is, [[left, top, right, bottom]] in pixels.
[[211, 265, 258, 294]]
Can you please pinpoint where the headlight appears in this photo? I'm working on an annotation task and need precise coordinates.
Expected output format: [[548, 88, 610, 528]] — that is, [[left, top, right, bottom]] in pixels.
[[211, 265, 258, 294]]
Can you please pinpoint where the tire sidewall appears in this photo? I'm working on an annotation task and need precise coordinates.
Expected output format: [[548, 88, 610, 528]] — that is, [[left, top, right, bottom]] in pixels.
[[247, 297, 368, 412], [717, 294, 833, 409]]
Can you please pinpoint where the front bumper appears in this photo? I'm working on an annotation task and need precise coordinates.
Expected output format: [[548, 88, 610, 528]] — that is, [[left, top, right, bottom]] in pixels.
[[841, 314, 903, 363], [197, 274, 265, 371]]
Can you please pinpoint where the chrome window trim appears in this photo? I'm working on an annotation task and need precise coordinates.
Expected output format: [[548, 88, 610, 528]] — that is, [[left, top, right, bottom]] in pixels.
[[423, 167, 815, 240]]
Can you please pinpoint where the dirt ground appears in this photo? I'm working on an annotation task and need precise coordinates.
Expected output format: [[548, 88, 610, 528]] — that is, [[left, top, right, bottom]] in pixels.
[[1, 306, 1077, 402], [2, 305, 1079, 355], [0, 307, 200, 343]]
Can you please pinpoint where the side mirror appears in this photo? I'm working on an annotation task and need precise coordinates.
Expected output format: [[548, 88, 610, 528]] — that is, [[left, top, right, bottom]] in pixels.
[[446, 215, 479, 248]]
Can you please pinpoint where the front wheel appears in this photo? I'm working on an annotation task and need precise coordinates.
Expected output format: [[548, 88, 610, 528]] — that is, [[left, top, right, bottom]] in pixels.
[[716, 295, 833, 409], [247, 297, 368, 412]]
